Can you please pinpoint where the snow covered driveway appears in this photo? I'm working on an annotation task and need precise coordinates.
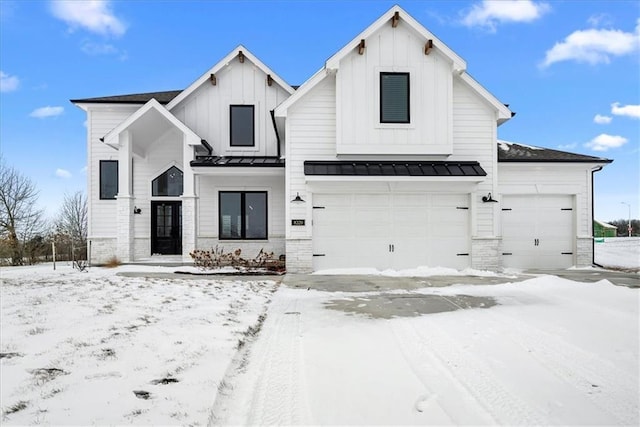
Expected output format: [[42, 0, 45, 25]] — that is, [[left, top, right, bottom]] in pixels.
[[215, 276, 639, 426], [0, 265, 278, 425]]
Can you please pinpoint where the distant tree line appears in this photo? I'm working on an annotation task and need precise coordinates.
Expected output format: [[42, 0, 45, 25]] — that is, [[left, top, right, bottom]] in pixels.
[[607, 219, 640, 237], [0, 157, 87, 266]]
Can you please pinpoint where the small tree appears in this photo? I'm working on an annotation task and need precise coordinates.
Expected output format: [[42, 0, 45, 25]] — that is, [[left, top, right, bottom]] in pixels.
[[55, 191, 88, 260], [0, 158, 44, 265]]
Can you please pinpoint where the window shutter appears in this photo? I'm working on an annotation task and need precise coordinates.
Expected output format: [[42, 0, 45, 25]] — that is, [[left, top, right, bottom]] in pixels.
[[380, 73, 409, 123]]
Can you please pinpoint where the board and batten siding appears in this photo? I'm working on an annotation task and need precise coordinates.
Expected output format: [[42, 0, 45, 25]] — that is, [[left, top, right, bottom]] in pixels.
[[171, 56, 290, 158], [336, 21, 453, 155], [88, 107, 138, 238], [498, 163, 595, 238]]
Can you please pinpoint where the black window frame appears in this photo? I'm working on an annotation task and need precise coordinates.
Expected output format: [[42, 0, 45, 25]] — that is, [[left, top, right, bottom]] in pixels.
[[380, 72, 410, 124], [151, 166, 184, 197], [218, 191, 268, 240], [99, 160, 118, 200], [229, 105, 255, 147]]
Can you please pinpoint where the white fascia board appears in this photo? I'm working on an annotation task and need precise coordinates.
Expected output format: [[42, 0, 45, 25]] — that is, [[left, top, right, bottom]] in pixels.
[[325, 5, 466, 72], [166, 45, 295, 111], [103, 98, 201, 147], [458, 72, 512, 123], [273, 67, 328, 118], [191, 167, 285, 177], [305, 176, 486, 183]]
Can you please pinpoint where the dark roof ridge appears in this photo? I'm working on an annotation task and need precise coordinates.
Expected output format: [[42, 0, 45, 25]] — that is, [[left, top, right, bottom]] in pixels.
[[70, 90, 183, 105], [498, 140, 612, 163]]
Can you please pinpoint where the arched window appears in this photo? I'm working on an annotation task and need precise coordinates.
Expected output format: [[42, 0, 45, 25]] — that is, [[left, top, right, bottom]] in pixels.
[[152, 166, 183, 196]]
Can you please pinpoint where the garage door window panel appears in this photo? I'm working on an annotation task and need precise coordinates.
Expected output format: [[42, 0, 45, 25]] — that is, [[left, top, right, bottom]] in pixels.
[[219, 191, 267, 240]]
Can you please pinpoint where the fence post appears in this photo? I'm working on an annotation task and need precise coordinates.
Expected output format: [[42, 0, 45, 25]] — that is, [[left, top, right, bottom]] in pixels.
[[52, 241, 56, 271], [88, 240, 92, 268]]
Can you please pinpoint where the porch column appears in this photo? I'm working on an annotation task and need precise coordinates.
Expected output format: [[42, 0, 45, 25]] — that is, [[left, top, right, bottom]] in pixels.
[[116, 130, 134, 262], [182, 136, 197, 262]]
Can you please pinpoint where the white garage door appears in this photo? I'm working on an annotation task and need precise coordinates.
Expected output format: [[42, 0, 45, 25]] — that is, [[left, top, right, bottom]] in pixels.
[[312, 193, 470, 271], [501, 195, 575, 269]]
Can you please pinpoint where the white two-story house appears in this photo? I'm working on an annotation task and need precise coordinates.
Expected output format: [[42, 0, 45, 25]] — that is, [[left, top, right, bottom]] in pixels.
[[72, 5, 611, 272]]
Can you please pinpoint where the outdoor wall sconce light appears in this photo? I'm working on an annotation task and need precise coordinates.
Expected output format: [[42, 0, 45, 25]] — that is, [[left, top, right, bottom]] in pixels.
[[291, 193, 305, 203], [134, 207, 142, 214], [482, 193, 498, 203]]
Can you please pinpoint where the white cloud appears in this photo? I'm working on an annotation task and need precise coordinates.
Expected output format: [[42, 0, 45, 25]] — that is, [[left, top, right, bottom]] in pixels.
[[0, 70, 19, 92], [30, 106, 64, 118], [585, 133, 629, 151], [557, 142, 578, 150], [55, 168, 72, 179], [50, 0, 126, 37], [80, 165, 88, 174], [587, 13, 613, 28], [593, 114, 612, 124], [611, 102, 640, 119], [541, 20, 640, 67], [461, 0, 550, 31], [81, 41, 118, 55]]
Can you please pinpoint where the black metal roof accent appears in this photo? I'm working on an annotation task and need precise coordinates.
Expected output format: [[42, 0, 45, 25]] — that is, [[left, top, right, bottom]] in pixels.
[[498, 142, 613, 163], [304, 161, 486, 176], [70, 90, 182, 105], [191, 156, 285, 167]]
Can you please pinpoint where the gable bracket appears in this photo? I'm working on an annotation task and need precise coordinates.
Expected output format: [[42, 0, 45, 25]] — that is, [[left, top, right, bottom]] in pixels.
[[238, 50, 245, 63], [391, 11, 400, 27], [210, 73, 216, 85], [424, 39, 433, 55], [267, 74, 273, 86], [358, 39, 366, 55]]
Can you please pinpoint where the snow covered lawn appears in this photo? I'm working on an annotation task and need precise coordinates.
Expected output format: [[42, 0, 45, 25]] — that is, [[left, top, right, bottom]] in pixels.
[[595, 237, 640, 270], [0, 264, 278, 425], [215, 276, 640, 425]]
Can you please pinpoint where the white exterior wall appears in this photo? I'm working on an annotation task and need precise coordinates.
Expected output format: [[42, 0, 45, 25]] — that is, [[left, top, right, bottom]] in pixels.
[[336, 21, 453, 155], [171, 56, 290, 157], [87, 106, 138, 263], [196, 174, 285, 259], [498, 163, 598, 267]]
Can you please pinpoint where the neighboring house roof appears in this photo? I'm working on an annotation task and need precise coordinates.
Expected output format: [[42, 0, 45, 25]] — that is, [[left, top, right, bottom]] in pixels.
[[191, 156, 285, 167], [594, 220, 617, 229], [275, 5, 512, 123], [166, 45, 295, 111], [498, 141, 613, 163], [70, 90, 181, 105], [304, 160, 486, 177]]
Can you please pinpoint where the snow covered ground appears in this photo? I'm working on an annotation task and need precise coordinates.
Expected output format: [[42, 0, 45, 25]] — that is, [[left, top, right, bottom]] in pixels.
[[215, 276, 639, 426], [595, 237, 640, 270], [2, 263, 639, 425], [0, 264, 278, 425]]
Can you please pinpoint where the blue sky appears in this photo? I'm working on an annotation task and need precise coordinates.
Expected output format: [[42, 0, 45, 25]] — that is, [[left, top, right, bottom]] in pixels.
[[1, 0, 638, 222]]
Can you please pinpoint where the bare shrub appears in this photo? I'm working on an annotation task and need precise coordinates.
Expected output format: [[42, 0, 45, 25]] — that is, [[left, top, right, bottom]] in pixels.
[[104, 256, 121, 268]]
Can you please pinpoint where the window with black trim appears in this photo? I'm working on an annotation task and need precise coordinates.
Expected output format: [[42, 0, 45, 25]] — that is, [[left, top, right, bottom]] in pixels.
[[380, 72, 410, 123], [99, 160, 118, 199], [152, 166, 183, 196], [219, 191, 267, 240], [230, 105, 255, 147]]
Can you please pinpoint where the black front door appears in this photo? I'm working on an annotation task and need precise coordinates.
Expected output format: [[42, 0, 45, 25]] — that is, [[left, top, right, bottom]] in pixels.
[[151, 201, 182, 255]]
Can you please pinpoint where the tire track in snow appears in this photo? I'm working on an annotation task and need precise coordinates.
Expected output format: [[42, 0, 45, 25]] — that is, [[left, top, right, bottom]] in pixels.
[[392, 318, 548, 425], [245, 295, 306, 426], [484, 307, 639, 425]]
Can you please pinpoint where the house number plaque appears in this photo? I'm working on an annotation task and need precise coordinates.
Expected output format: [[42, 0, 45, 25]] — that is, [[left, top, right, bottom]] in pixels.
[[291, 219, 305, 226]]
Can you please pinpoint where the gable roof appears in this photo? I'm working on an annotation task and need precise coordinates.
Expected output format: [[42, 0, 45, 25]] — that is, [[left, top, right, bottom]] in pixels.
[[71, 90, 181, 105], [594, 220, 617, 229], [498, 140, 613, 163], [275, 5, 511, 122], [103, 98, 201, 148], [166, 45, 295, 111]]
